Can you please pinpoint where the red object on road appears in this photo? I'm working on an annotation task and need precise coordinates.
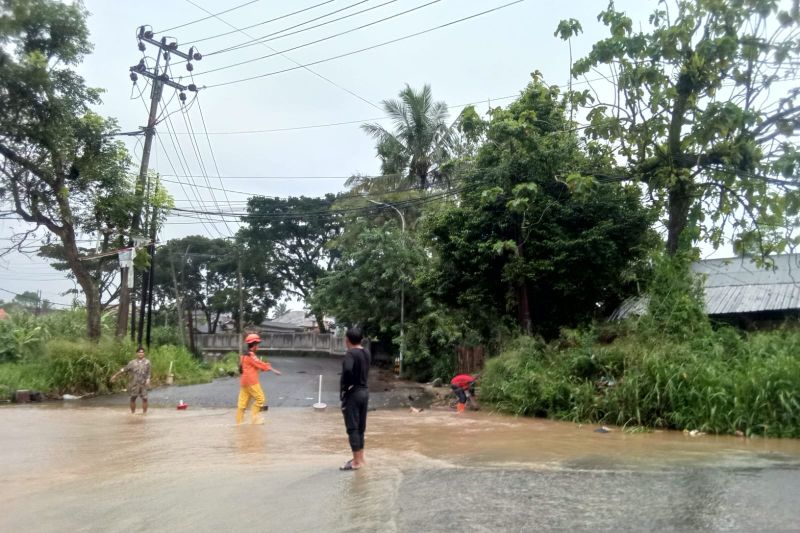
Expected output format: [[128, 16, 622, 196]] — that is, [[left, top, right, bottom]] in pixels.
[[177, 401, 188, 410]]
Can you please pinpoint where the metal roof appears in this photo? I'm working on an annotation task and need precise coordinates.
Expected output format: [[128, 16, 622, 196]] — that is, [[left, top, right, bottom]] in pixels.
[[611, 254, 800, 319]]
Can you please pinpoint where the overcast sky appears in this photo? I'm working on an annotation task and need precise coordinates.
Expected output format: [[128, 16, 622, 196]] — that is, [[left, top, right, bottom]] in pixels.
[[0, 0, 659, 307]]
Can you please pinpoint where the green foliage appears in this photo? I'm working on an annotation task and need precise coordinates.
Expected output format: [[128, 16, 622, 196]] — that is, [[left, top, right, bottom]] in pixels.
[[153, 236, 280, 332], [359, 84, 452, 191], [560, 1, 800, 255], [423, 78, 657, 338], [40, 309, 114, 338], [44, 338, 129, 395], [212, 352, 241, 378], [402, 304, 477, 382], [640, 253, 711, 340], [146, 344, 211, 386], [0, 337, 210, 400], [0, 314, 45, 362], [0, 0, 136, 340], [0, 309, 115, 362], [313, 221, 422, 339], [149, 325, 181, 347], [481, 323, 800, 437], [239, 195, 342, 330]]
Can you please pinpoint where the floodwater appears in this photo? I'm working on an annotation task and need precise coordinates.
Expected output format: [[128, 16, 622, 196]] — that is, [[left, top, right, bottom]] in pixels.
[[2, 406, 800, 532]]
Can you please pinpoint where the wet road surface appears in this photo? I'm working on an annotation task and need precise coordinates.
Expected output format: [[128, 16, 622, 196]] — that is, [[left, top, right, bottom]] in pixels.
[[84, 356, 430, 410], [2, 405, 800, 532]]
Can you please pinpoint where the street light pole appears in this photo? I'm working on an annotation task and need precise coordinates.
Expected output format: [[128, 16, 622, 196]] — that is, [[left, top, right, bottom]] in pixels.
[[367, 199, 406, 377]]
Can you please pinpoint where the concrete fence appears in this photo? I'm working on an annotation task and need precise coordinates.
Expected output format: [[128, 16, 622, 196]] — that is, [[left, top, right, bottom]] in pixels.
[[196, 331, 347, 356]]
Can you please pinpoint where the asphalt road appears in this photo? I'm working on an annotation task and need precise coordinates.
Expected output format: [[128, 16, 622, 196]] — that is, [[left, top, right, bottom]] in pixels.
[[85, 356, 433, 410]]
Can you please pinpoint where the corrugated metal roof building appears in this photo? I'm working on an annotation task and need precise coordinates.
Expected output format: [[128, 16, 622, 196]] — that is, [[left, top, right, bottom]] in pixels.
[[612, 254, 800, 322]]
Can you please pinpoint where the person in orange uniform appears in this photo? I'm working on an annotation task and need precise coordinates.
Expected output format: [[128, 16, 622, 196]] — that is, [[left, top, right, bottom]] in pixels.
[[237, 333, 281, 425], [450, 373, 479, 413]]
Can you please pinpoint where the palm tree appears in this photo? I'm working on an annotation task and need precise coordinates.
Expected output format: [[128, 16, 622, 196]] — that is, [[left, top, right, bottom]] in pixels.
[[359, 84, 452, 191]]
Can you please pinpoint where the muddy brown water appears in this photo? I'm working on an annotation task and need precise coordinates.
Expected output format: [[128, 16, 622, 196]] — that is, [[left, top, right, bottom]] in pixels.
[[2, 406, 800, 532]]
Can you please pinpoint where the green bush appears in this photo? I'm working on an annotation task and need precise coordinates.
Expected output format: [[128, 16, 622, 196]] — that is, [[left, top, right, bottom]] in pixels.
[[0, 338, 212, 400], [213, 352, 241, 378], [149, 325, 182, 347], [0, 363, 49, 400], [147, 344, 213, 385], [481, 326, 800, 437], [0, 313, 47, 362]]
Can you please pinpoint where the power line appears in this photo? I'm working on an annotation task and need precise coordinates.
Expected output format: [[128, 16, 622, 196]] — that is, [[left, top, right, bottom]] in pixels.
[[201, 0, 527, 89], [191, 0, 354, 48], [197, 0, 443, 76], [167, 184, 473, 220], [207, 0, 406, 56], [0, 287, 73, 308], [178, 100, 231, 237], [184, 0, 382, 111], [155, 131, 218, 238], [144, 85, 217, 238], [112, 77, 619, 137], [157, 98, 220, 237], [159, 174, 400, 179], [187, 0, 336, 46], [156, 0, 262, 33], [193, 91, 240, 223], [160, 177, 257, 196]]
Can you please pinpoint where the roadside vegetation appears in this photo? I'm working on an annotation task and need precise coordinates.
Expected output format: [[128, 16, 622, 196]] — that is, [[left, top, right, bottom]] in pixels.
[[0, 310, 209, 401], [481, 315, 800, 438]]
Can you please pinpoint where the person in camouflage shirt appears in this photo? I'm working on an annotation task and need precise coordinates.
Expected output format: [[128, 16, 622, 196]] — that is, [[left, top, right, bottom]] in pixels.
[[111, 346, 151, 414]]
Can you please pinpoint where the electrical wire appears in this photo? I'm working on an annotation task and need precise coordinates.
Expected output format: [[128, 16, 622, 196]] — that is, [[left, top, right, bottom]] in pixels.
[[167, 184, 473, 220], [159, 100, 220, 237], [207, 0, 405, 56], [185, 0, 336, 46], [201, 0, 526, 89], [155, 133, 217, 238], [178, 93, 232, 236], [193, 89, 239, 222], [0, 287, 73, 308], [156, 0, 262, 33], [197, 0, 443, 76], [183, 0, 382, 111], [159, 174, 403, 179]]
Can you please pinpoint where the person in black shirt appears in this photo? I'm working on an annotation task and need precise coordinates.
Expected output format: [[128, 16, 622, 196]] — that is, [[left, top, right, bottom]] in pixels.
[[339, 327, 370, 471]]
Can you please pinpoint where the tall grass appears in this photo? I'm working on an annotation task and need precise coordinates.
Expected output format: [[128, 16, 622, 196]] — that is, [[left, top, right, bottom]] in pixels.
[[481, 324, 800, 437], [0, 338, 213, 400]]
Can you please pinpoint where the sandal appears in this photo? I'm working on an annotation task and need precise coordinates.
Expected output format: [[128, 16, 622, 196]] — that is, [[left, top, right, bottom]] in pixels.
[[339, 460, 359, 471]]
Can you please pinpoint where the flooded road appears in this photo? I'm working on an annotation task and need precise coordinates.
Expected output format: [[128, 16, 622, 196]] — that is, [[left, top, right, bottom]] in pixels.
[[2, 406, 800, 532]]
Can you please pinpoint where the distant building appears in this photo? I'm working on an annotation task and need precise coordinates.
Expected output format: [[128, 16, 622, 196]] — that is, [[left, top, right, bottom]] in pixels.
[[0, 308, 8, 320], [260, 310, 333, 333], [612, 254, 800, 328]]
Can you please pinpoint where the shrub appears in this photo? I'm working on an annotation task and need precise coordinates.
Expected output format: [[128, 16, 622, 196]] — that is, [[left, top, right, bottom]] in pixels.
[[0, 338, 213, 399], [481, 326, 800, 437]]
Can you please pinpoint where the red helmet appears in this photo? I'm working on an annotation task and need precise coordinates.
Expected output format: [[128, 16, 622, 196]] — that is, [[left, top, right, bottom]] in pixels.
[[244, 333, 261, 345]]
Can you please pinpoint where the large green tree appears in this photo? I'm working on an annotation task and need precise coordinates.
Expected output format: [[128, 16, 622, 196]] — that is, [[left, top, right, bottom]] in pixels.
[[424, 79, 657, 338], [0, 0, 132, 340], [313, 218, 424, 341], [238, 195, 342, 332], [152, 236, 280, 336], [558, 0, 800, 257]]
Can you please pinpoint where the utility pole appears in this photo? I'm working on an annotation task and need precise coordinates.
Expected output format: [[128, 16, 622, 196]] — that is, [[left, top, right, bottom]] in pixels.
[[237, 254, 244, 334], [144, 184, 159, 347], [121, 25, 201, 344]]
